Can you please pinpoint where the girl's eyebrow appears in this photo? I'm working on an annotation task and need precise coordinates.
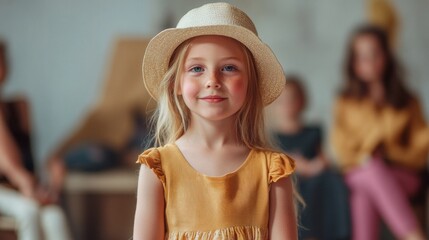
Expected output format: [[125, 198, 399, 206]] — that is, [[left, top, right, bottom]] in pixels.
[[186, 56, 242, 61], [187, 57, 205, 61], [220, 56, 242, 61]]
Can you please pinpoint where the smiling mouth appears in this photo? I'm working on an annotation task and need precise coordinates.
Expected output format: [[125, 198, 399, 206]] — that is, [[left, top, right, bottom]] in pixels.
[[199, 95, 227, 103]]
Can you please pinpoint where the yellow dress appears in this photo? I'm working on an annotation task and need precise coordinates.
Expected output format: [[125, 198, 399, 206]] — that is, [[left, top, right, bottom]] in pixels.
[[137, 143, 295, 240], [330, 96, 429, 171]]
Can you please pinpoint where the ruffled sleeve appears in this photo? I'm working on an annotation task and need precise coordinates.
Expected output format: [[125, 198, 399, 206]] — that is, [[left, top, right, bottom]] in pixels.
[[136, 148, 165, 184], [268, 152, 296, 183]]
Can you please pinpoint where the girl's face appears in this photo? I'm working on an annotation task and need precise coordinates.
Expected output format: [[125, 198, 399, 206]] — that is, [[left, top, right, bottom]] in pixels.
[[179, 36, 248, 122], [275, 85, 303, 120], [353, 34, 386, 83]]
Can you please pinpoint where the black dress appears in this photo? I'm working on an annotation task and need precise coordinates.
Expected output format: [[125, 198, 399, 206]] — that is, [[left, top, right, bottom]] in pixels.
[[274, 126, 351, 240], [0, 101, 35, 183]]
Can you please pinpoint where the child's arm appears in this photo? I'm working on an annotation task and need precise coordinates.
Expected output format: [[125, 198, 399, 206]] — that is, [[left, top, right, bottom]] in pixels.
[[38, 156, 66, 205], [133, 165, 165, 240], [269, 176, 297, 240], [291, 151, 327, 178], [0, 111, 36, 198]]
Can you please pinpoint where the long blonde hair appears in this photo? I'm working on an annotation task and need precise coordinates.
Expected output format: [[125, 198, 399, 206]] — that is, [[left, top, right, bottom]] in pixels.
[[150, 36, 269, 150]]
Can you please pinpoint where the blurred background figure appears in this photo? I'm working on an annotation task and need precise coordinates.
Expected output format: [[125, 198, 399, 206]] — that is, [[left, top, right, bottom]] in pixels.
[[331, 24, 429, 240], [0, 41, 72, 240], [45, 38, 154, 174], [270, 75, 351, 240]]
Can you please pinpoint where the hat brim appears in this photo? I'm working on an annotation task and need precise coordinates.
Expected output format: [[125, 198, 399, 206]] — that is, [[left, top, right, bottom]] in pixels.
[[142, 25, 285, 105]]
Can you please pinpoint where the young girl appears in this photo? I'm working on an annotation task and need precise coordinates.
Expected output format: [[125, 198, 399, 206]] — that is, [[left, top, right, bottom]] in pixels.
[[272, 75, 350, 240], [133, 3, 297, 240], [331, 24, 429, 240], [0, 41, 72, 240]]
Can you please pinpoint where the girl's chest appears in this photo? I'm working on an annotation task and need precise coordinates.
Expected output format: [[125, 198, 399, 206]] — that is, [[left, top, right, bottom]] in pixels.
[[180, 148, 252, 177]]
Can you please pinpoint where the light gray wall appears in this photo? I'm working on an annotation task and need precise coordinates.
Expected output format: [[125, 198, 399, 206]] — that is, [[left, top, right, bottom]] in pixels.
[[0, 0, 165, 162], [1, 0, 428, 163]]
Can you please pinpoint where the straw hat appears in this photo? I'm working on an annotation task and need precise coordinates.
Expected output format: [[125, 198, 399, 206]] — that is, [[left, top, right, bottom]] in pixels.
[[142, 2, 285, 105]]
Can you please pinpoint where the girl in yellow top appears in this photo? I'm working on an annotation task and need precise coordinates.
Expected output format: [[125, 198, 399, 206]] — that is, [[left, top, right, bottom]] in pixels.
[[331, 24, 429, 240], [133, 3, 297, 240]]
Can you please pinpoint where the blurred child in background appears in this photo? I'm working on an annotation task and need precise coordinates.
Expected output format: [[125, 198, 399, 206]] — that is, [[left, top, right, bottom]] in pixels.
[[272, 75, 350, 240], [0, 40, 72, 240], [331, 24, 429, 240]]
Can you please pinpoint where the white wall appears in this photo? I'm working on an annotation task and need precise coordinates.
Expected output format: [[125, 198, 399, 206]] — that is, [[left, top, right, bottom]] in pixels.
[[1, 0, 428, 163], [0, 0, 165, 162]]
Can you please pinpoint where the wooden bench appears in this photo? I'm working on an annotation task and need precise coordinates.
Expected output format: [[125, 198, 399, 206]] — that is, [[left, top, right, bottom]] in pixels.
[[0, 215, 17, 231], [64, 168, 138, 194], [0, 215, 17, 240], [64, 168, 138, 240]]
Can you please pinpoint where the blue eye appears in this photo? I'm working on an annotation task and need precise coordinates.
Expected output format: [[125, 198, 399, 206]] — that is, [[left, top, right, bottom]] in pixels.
[[222, 65, 237, 72], [190, 66, 204, 72]]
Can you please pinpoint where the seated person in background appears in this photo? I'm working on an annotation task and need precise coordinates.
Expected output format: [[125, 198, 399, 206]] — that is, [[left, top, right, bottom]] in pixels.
[[331, 24, 429, 240], [46, 38, 153, 173], [0, 40, 72, 240], [270, 75, 350, 240]]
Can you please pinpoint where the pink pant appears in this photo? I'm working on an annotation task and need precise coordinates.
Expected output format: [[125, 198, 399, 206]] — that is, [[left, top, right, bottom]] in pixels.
[[345, 158, 421, 240]]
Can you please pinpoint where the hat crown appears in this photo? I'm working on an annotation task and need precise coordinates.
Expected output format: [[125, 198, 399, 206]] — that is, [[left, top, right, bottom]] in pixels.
[[176, 2, 258, 35]]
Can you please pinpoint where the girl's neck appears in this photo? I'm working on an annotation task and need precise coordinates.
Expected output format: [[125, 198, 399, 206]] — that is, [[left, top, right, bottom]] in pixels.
[[178, 114, 241, 150], [277, 116, 302, 135], [367, 79, 385, 105]]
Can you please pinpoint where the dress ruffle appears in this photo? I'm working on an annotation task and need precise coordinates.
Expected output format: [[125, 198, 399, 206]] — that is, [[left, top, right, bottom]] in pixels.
[[167, 226, 267, 240], [136, 148, 165, 184], [268, 152, 295, 183]]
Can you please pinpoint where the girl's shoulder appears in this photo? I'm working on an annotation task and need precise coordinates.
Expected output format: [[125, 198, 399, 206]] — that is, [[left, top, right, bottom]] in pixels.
[[252, 148, 296, 183], [407, 94, 423, 110], [136, 144, 177, 184], [335, 95, 364, 106], [136, 147, 163, 181]]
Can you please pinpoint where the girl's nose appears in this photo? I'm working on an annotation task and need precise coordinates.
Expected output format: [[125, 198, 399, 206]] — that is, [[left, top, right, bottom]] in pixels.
[[206, 81, 221, 89], [205, 73, 221, 89]]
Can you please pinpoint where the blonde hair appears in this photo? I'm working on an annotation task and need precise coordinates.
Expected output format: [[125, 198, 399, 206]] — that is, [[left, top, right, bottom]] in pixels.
[[150, 36, 269, 150]]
